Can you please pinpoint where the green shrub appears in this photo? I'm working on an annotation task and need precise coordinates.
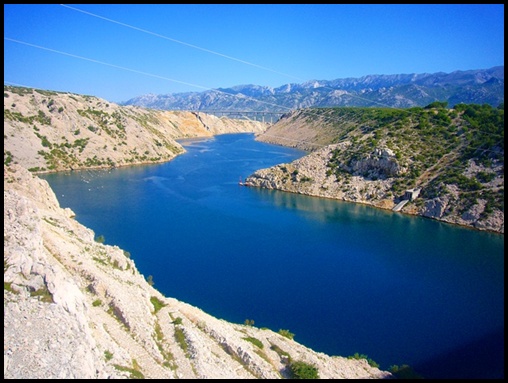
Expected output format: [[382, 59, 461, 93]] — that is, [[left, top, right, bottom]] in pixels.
[[476, 171, 496, 183], [347, 352, 379, 368], [289, 360, 319, 379], [40, 136, 51, 148], [278, 329, 295, 340], [92, 299, 102, 307], [4, 150, 13, 166], [150, 296, 167, 313], [172, 317, 183, 325]]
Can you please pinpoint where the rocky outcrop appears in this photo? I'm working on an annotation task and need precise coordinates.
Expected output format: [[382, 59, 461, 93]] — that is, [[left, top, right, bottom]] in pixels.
[[246, 144, 395, 208], [4, 164, 394, 379], [350, 148, 402, 178], [246, 145, 504, 234]]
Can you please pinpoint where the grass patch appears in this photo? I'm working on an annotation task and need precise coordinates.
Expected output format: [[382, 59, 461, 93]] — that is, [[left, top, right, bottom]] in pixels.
[[153, 321, 177, 370], [93, 256, 108, 266], [243, 336, 264, 349], [30, 285, 53, 303], [4, 281, 18, 294], [113, 361, 145, 379], [150, 296, 167, 313], [174, 326, 189, 357]]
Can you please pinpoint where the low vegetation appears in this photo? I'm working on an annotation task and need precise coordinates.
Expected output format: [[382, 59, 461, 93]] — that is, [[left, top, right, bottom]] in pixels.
[[347, 352, 379, 368], [150, 296, 167, 313], [174, 326, 189, 357], [113, 360, 145, 379], [278, 329, 295, 340], [243, 336, 264, 349], [287, 102, 503, 225], [289, 360, 320, 379], [30, 285, 54, 303]]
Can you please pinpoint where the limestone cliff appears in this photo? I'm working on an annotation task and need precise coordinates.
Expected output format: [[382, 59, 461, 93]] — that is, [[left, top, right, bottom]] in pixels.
[[4, 164, 394, 379]]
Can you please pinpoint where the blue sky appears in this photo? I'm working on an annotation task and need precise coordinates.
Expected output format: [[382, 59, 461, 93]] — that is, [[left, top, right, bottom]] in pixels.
[[4, 4, 504, 103]]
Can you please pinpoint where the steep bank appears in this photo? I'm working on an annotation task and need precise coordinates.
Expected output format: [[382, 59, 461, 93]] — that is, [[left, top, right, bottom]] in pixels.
[[4, 164, 394, 379], [4, 85, 267, 173], [250, 107, 504, 234]]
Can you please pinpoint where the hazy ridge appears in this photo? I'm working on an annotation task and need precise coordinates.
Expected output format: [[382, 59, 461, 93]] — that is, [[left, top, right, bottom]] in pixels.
[[121, 66, 504, 112]]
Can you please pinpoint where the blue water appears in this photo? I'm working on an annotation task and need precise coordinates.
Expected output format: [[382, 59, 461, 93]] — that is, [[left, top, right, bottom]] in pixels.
[[40, 133, 504, 379]]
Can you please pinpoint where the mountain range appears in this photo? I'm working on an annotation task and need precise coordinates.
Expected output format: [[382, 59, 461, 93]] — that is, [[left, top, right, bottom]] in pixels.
[[121, 66, 504, 113]]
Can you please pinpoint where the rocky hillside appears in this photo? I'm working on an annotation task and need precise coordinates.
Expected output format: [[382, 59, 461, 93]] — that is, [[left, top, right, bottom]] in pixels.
[[4, 164, 394, 379], [248, 104, 504, 233], [121, 66, 504, 112], [4, 85, 267, 173]]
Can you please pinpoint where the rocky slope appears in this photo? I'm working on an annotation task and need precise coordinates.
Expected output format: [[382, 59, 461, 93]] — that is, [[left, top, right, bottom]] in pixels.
[[4, 164, 394, 379], [4, 86, 267, 173], [249, 107, 504, 234]]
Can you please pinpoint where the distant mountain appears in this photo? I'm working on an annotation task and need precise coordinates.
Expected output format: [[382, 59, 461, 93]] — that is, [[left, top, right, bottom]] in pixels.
[[121, 66, 504, 112]]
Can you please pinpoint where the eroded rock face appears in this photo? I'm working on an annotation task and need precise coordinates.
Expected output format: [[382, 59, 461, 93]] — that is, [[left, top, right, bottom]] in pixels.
[[422, 197, 449, 219], [350, 148, 402, 178], [4, 164, 394, 379]]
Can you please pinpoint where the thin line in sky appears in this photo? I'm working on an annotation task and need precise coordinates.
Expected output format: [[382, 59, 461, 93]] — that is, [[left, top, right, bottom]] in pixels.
[[4, 37, 210, 91], [4, 35, 416, 137], [59, 3, 303, 82], [4, 37, 298, 113]]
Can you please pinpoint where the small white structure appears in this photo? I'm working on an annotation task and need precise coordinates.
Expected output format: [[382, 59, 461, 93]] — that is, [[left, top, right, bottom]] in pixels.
[[404, 188, 421, 201]]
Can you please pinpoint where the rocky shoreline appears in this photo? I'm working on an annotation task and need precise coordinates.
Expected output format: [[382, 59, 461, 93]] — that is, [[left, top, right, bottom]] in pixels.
[[249, 139, 503, 235]]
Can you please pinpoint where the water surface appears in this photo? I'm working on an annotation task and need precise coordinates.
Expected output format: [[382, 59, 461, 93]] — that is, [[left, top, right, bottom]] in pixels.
[[41, 133, 504, 379]]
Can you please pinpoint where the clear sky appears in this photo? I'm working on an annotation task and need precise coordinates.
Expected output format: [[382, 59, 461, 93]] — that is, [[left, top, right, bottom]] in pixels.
[[4, 3, 504, 103]]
